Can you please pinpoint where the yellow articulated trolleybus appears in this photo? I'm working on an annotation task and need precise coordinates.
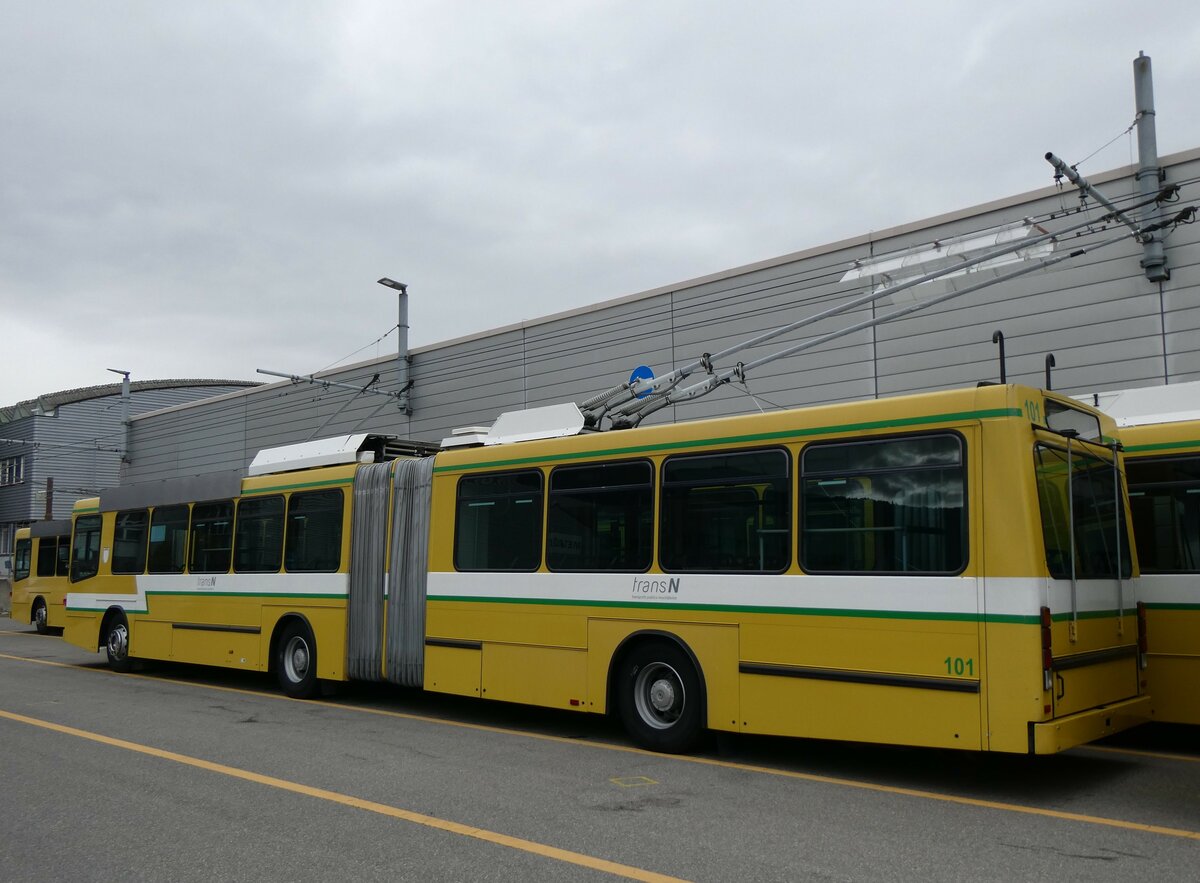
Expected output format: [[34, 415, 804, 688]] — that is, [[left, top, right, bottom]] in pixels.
[[1090, 381, 1200, 726], [9, 518, 73, 634], [63, 383, 1149, 754]]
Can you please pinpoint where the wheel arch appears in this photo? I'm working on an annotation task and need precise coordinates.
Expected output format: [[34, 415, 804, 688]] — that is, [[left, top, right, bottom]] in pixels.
[[606, 629, 709, 723], [267, 612, 316, 674], [98, 606, 127, 652]]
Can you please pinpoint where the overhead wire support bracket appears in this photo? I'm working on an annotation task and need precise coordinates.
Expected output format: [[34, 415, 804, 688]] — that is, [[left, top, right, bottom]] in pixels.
[[1045, 152, 1144, 238], [584, 188, 1172, 430], [257, 368, 408, 407], [609, 220, 1167, 428]]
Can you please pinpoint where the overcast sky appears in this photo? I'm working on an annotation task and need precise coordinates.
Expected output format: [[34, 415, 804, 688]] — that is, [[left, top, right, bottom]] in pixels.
[[3, 1, 1199, 407]]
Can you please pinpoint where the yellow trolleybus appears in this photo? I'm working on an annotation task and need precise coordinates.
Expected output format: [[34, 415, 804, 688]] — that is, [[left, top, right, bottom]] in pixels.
[[64, 383, 1148, 753], [1094, 382, 1200, 725], [9, 518, 73, 634]]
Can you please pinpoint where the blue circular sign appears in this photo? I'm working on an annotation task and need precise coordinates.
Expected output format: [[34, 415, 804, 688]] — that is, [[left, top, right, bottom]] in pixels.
[[629, 365, 655, 399]]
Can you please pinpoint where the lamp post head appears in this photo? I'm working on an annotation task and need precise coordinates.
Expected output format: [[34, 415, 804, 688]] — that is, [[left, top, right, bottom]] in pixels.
[[377, 277, 408, 294]]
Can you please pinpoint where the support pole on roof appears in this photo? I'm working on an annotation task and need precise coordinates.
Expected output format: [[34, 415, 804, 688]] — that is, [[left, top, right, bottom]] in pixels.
[[377, 278, 413, 415], [1134, 52, 1170, 282]]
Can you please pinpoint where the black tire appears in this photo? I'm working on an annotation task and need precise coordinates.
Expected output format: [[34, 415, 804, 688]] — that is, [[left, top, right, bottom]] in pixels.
[[33, 599, 49, 635], [616, 639, 704, 753], [104, 611, 133, 673], [275, 620, 319, 699]]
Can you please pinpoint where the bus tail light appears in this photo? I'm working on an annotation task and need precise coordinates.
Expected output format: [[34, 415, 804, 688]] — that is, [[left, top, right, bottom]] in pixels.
[[1136, 601, 1148, 670], [1040, 606, 1053, 691]]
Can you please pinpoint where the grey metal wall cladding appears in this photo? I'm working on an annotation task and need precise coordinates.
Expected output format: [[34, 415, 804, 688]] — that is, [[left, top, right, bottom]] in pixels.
[[118, 149, 1200, 483], [346, 461, 393, 681], [384, 456, 434, 688]]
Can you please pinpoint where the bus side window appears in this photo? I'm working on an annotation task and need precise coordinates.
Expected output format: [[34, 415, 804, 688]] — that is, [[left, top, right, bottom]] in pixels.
[[112, 510, 150, 575], [70, 515, 103, 582], [285, 489, 343, 572], [190, 501, 234, 574], [36, 537, 57, 577], [148, 505, 189, 574], [547, 460, 652, 572], [801, 434, 966, 574], [14, 537, 31, 582], [660, 449, 790, 573], [56, 535, 70, 576], [454, 471, 543, 571], [235, 496, 284, 573]]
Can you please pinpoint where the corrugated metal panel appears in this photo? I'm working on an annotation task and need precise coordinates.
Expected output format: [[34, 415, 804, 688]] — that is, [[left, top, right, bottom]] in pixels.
[[120, 152, 1200, 483], [0, 384, 251, 525]]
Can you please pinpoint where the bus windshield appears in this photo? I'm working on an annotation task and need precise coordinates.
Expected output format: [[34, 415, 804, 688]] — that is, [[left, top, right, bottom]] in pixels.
[[1035, 443, 1132, 580]]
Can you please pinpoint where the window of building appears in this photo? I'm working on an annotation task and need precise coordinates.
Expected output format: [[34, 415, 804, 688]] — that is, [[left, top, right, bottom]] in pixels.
[[547, 461, 653, 572], [454, 471, 543, 571], [148, 505, 189, 574], [661, 449, 790, 573], [70, 515, 103, 582], [1, 456, 24, 487], [112, 510, 149, 575], [235, 496, 284, 573], [190, 501, 234, 574], [801, 434, 966, 574], [284, 490, 343, 572]]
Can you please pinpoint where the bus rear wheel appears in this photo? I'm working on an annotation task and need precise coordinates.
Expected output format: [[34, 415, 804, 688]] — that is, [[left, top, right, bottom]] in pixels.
[[617, 640, 703, 753], [276, 621, 319, 699], [33, 600, 49, 635], [105, 612, 133, 673]]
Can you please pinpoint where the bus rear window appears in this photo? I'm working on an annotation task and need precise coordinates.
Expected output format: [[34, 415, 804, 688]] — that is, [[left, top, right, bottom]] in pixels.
[[1035, 444, 1132, 579]]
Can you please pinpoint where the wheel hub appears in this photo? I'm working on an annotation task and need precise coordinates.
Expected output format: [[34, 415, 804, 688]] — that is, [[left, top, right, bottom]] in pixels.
[[107, 624, 128, 660], [649, 678, 676, 713]]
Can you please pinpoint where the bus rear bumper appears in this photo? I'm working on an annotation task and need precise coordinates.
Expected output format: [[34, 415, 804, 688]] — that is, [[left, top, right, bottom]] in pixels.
[[1029, 694, 1152, 754]]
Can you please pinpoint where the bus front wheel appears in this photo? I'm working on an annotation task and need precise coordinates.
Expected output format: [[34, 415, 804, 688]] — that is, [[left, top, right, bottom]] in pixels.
[[105, 612, 133, 673], [275, 621, 319, 699], [617, 640, 703, 753]]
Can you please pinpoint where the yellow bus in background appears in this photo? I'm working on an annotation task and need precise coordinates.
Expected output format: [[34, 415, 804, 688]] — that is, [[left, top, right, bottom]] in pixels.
[[9, 518, 72, 633], [64, 383, 1148, 754], [1094, 382, 1200, 726]]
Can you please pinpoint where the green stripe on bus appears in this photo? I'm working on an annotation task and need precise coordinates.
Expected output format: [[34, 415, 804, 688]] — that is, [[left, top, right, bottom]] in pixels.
[[74, 506, 100, 514], [1143, 602, 1200, 612], [433, 408, 1025, 473], [241, 477, 354, 495], [425, 595, 1067, 623], [1124, 438, 1200, 454]]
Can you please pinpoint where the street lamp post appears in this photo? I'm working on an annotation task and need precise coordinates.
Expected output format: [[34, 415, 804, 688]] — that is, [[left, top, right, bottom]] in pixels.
[[377, 278, 412, 416]]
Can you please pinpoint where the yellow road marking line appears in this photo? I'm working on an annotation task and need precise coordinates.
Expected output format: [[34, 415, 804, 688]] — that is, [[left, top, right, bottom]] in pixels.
[[0, 708, 685, 883], [3, 651, 1199, 841], [1082, 744, 1200, 764]]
